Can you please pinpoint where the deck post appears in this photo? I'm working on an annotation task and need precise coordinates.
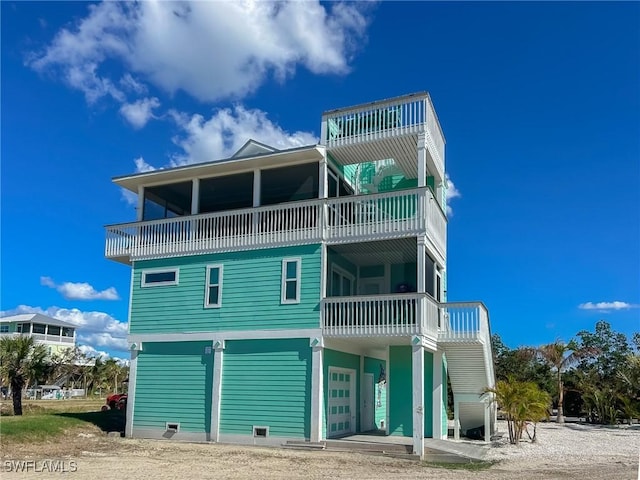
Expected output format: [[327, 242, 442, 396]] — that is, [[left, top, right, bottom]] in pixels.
[[125, 345, 140, 438], [136, 186, 144, 221], [210, 340, 225, 442], [432, 349, 444, 439], [310, 341, 324, 442], [412, 340, 425, 459], [453, 397, 460, 440], [417, 132, 427, 187], [484, 401, 491, 443]]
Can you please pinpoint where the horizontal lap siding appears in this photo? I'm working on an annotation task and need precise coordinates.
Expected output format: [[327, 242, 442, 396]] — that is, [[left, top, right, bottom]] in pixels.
[[133, 341, 212, 433], [130, 244, 321, 333], [220, 339, 311, 438]]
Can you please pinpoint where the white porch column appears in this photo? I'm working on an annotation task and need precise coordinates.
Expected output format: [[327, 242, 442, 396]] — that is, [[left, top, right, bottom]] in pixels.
[[310, 339, 324, 442], [136, 186, 145, 221], [453, 398, 460, 440], [417, 133, 427, 188], [417, 237, 427, 334], [432, 350, 444, 439], [319, 155, 328, 199], [484, 401, 491, 443], [411, 340, 425, 459], [253, 169, 261, 207], [125, 344, 141, 438], [191, 178, 200, 215], [210, 340, 225, 442]]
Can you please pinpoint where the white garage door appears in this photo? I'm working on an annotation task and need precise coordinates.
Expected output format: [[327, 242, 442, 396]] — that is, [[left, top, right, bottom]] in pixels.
[[327, 367, 356, 437]]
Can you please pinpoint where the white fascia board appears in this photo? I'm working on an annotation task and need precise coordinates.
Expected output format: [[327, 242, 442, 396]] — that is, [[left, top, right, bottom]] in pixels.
[[128, 328, 323, 344]]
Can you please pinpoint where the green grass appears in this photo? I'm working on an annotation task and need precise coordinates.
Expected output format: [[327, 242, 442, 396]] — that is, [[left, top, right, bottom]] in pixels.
[[0, 400, 124, 443], [424, 460, 497, 471]]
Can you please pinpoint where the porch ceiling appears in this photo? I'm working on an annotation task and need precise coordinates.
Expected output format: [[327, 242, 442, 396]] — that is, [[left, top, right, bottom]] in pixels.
[[328, 133, 420, 179], [328, 238, 417, 266], [324, 337, 410, 356]]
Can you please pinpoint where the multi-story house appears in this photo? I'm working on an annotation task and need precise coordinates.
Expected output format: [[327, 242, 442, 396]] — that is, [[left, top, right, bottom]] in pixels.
[[105, 92, 496, 458], [0, 313, 77, 357]]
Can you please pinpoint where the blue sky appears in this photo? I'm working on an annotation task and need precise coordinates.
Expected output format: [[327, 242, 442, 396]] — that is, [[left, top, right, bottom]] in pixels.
[[1, 1, 638, 358]]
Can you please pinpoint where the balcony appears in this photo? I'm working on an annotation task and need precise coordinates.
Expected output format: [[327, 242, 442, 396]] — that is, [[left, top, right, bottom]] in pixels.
[[0, 332, 75, 344], [321, 293, 440, 339], [105, 187, 446, 263], [322, 92, 445, 183]]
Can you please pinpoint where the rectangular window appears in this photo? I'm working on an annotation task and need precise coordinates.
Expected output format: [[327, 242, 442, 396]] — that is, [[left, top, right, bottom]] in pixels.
[[47, 325, 61, 336], [204, 264, 223, 308], [141, 268, 179, 287], [0, 325, 9, 333], [62, 327, 74, 338], [32, 323, 46, 334], [281, 258, 301, 304]]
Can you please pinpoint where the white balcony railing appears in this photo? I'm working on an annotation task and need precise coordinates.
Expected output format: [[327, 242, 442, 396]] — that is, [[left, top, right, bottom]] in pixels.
[[105, 187, 446, 261], [0, 332, 75, 344], [321, 293, 440, 338], [438, 302, 490, 343], [322, 93, 445, 174]]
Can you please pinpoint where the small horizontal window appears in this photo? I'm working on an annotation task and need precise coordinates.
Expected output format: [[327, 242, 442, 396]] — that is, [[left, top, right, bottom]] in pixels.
[[141, 269, 179, 287]]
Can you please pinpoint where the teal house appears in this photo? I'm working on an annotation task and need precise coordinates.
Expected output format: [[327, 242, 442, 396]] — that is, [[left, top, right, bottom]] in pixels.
[[105, 93, 496, 458]]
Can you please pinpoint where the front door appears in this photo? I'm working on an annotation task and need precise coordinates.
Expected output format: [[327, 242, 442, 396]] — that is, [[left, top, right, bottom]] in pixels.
[[327, 367, 356, 437], [362, 373, 375, 432]]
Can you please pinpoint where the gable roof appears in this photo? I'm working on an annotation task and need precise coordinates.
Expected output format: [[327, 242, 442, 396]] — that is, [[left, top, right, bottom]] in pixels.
[[231, 139, 278, 158], [0, 313, 77, 329]]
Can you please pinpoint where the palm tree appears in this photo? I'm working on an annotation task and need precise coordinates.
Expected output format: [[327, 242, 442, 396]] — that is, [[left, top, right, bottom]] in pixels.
[[0, 336, 49, 415], [537, 340, 593, 423]]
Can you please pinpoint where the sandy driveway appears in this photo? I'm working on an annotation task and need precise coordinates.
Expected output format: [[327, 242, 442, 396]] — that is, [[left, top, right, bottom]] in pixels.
[[2, 422, 638, 479]]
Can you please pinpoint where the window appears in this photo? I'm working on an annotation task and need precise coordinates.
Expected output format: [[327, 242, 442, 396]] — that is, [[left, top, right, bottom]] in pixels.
[[0, 325, 9, 333], [62, 327, 74, 338], [261, 163, 319, 205], [141, 268, 179, 287], [32, 323, 46, 334], [204, 265, 223, 308], [142, 182, 192, 221], [330, 265, 354, 297], [281, 258, 301, 304], [47, 325, 61, 336]]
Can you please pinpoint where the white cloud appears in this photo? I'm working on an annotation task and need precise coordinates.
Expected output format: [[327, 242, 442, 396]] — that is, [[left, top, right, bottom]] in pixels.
[[119, 73, 147, 95], [119, 97, 160, 129], [134, 156, 156, 173], [445, 173, 460, 216], [28, 1, 370, 104], [578, 301, 639, 311], [78, 345, 129, 365], [41, 276, 119, 301], [169, 105, 318, 166], [1, 305, 129, 356]]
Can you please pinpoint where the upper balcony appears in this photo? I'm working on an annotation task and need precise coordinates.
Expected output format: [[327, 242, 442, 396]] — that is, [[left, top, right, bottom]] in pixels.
[[105, 186, 447, 264], [321, 92, 445, 185]]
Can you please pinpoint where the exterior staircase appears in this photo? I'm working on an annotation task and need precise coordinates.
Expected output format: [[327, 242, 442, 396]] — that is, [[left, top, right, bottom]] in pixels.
[[438, 302, 496, 436]]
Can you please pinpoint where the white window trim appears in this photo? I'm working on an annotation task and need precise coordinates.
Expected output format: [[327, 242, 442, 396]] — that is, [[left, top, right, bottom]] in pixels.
[[281, 257, 302, 304], [141, 268, 180, 288], [204, 264, 224, 308]]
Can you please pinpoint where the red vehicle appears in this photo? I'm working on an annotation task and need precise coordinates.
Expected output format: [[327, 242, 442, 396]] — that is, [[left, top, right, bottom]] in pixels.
[[102, 393, 127, 411]]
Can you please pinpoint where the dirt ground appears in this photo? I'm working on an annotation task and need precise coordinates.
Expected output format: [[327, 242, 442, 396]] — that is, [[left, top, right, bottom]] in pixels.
[[1, 425, 638, 480]]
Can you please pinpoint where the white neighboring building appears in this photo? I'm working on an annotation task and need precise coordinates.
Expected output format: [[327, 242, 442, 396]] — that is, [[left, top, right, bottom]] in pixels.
[[0, 313, 77, 356]]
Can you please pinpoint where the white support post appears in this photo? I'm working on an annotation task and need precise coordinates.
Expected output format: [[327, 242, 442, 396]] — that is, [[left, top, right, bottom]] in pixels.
[[125, 346, 140, 438], [453, 398, 460, 440], [484, 402, 491, 443], [210, 340, 225, 442], [432, 350, 444, 439], [359, 355, 365, 432], [310, 341, 324, 442], [412, 342, 425, 459], [385, 345, 390, 435], [137, 185, 144, 221], [191, 178, 200, 215], [320, 120, 327, 146], [253, 169, 261, 207], [417, 133, 427, 188], [319, 157, 328, 199], [417, 237, 426, 333]]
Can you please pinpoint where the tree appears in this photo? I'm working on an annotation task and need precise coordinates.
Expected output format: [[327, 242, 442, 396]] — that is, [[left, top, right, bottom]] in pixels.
[[491, 334, 554, 392], [0, 336, 49, 415], [484, 378, 551, 444], [537, 340, 593, 423]]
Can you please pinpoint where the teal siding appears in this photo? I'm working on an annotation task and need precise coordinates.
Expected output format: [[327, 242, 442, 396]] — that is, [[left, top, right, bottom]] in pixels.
[[220, 339, 311, 439], [388, 346, 412, 436], [324, 349, 361, 434], [133, 341, 213, 433], [130, 244, 321, 333], [388, 346, 434, 437], [364, 356, 386, 430]]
